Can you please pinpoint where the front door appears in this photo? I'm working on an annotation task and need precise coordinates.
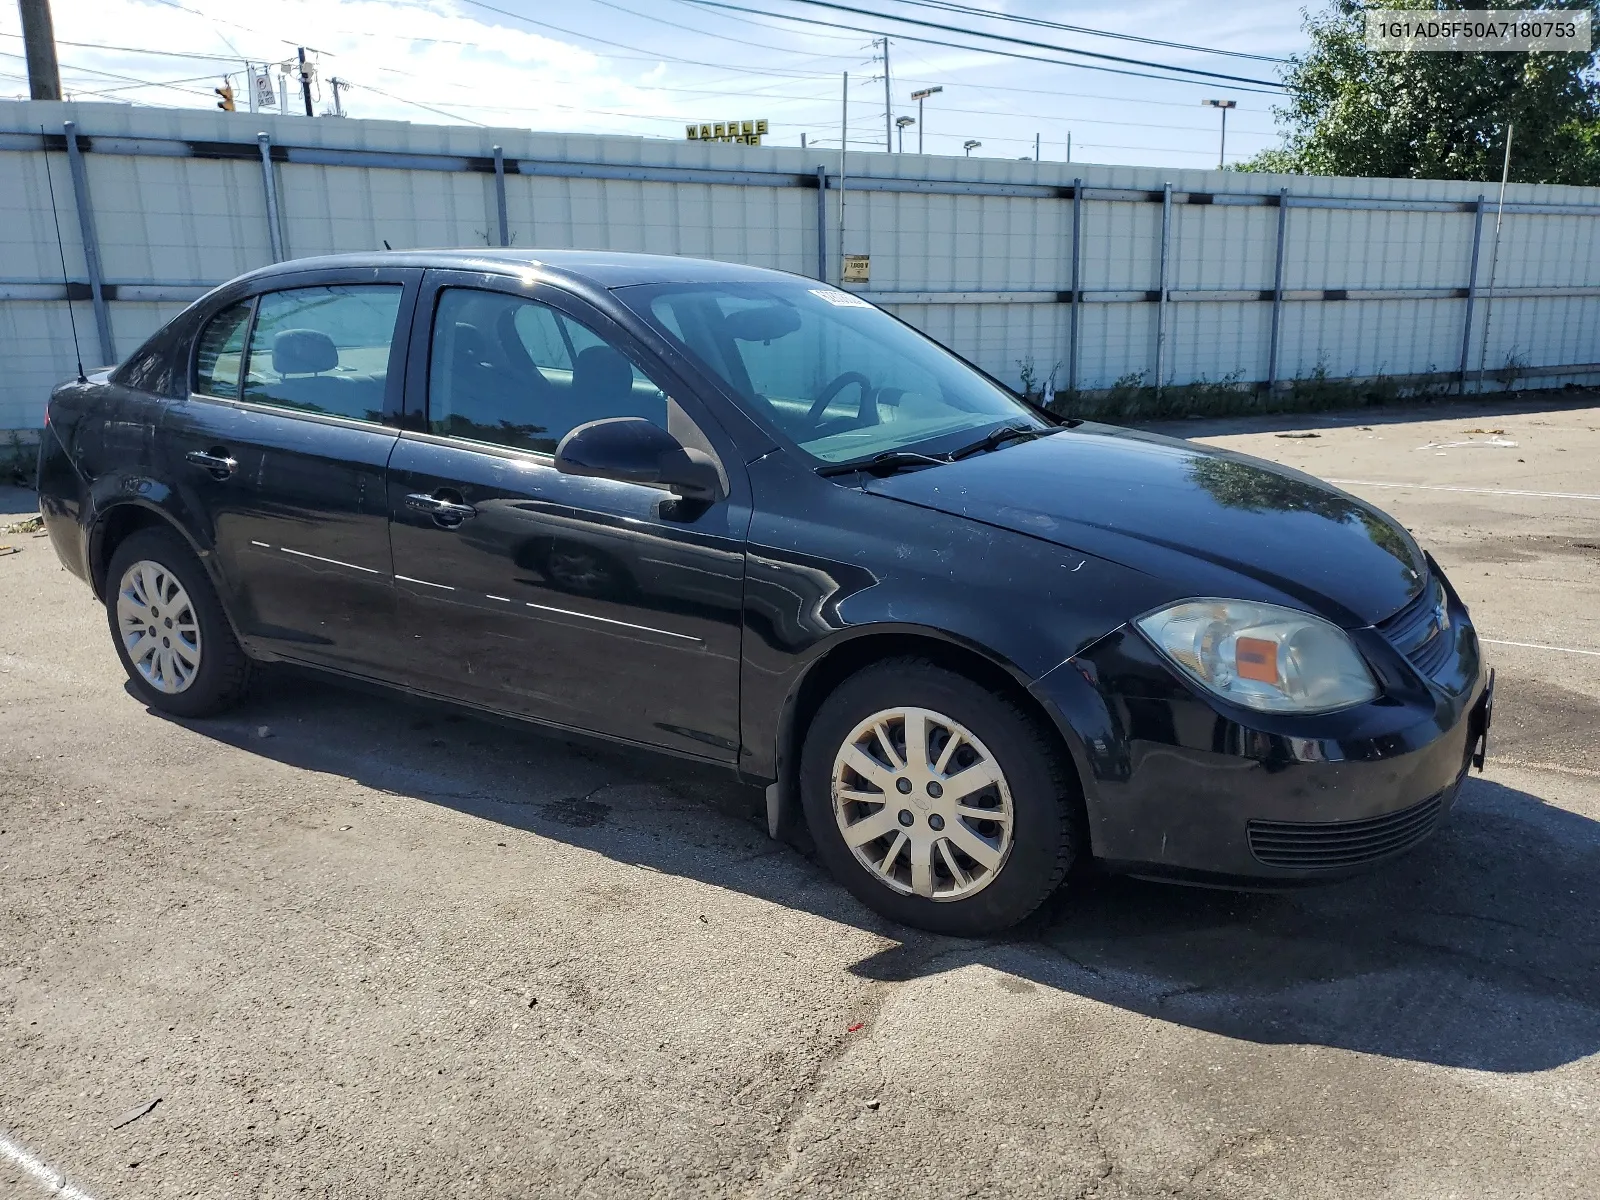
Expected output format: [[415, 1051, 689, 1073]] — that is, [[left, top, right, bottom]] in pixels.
[[386, 272, 749, 760], [161, 272, 417, 673]]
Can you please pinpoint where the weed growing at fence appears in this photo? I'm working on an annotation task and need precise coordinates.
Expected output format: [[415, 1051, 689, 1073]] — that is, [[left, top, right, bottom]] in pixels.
[[1016, 356, 1062, 403], [4, 432, 36, 489], [1044, 351, 1557, 423]]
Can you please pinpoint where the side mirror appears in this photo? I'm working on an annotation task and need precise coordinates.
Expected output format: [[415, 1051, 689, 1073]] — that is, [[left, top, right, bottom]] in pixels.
[[555, 417, 726, 504]]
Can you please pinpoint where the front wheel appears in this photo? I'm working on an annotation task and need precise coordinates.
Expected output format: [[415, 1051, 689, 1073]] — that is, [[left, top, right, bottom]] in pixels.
[[800, 658, 1080, 936], [105, 526, 254, 718]]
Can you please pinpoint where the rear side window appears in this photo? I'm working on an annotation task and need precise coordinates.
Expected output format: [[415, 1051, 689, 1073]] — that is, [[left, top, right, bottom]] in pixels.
[[240, 285, 403, 423], [193, 301, 253, 399]]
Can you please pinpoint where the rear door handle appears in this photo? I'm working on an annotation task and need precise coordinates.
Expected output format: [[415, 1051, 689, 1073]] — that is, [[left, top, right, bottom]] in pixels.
[[184, 448, 237, 478], [405, 492, 478, 524]]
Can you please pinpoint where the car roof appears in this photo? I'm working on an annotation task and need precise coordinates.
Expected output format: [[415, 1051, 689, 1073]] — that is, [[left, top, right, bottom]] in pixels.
[[233, 249, 800, 290]]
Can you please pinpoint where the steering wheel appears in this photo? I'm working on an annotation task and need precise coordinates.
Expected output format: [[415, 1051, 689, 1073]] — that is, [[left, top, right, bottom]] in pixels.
[[804, 371, 874, 428]]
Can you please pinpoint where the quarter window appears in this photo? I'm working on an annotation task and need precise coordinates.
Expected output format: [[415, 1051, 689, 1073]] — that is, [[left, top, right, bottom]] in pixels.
[[427, 288, 668, 453], [240, 285, 403, 422], [193, 301, 253, 399]]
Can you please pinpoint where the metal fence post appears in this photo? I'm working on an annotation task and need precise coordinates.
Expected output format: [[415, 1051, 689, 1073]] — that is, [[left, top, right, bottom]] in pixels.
[[1266, 188, 1289, 391], [492, 145, 509, 247], [61, 121, 114, 365], [1068, 177, 1082, 395], [1155, 182, 1171, 397], [815, 165, 828, 281], [257, 132, 284, 262], [1458, 195, 1486, 394]]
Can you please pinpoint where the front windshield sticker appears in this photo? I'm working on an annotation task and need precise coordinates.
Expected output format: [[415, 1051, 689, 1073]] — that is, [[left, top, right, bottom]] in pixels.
[[809, 288, 871, 308]]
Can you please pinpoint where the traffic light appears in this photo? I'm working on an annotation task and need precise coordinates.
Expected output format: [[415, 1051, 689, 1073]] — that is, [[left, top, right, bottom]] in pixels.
[[215, 82, 235, 112]]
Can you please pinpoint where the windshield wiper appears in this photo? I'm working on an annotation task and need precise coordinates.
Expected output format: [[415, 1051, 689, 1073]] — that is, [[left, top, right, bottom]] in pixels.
[[816, 449, 951, 478], [947, 422, 1057, 461]]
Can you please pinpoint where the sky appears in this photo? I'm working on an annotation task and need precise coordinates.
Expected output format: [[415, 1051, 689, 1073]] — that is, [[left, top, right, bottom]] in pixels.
[[0, 0, 1312, 168]]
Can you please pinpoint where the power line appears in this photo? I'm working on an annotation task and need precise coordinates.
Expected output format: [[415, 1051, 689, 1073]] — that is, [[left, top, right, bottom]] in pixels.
[[0, 48, 215, 97], [678, 0, 1285, 90], [441, 0, 866, 78], [345, 77, 489, 125], [0, 31, 270, 65], [575, 0, 866, 55], [867, 0, 1289, 64]]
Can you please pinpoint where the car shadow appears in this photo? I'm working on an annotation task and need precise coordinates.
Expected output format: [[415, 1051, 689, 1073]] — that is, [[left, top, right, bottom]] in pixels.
[[140, 669, 1600, 1075]]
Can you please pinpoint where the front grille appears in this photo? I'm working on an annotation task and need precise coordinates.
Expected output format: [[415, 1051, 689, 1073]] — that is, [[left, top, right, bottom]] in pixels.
[[1247, 791, 1446, 870], [1378, 577, 1453, 679]]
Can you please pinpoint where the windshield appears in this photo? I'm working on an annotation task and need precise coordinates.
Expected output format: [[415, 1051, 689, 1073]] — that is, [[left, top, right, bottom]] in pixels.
[[614, 281, 1046, 464]]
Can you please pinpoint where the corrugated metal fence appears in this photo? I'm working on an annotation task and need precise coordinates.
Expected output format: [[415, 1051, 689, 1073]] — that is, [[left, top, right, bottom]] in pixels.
[[4, 99, 1600, 432]]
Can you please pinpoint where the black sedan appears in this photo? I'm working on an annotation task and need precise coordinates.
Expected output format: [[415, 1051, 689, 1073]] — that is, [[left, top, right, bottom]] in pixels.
[[37, 250, 1493, 936]]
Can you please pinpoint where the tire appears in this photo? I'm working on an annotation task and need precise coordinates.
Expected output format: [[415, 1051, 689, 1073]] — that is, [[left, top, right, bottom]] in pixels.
[[800, 657, 1079, 937], [105, 526, 254, 718]]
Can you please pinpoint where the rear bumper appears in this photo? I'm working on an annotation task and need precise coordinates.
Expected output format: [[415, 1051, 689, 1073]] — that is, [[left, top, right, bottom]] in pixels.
[[36, 421, 91, 586], [1030, 596, 1491, 885]]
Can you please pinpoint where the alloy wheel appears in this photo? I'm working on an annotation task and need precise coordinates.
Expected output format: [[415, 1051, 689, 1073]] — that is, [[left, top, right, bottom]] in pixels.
[[831, 706, 1014, 901], [115, 559, 203, 694]]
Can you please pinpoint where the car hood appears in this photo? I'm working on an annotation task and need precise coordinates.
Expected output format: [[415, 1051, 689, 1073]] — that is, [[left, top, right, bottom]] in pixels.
[[867, 424, 1426, 628]]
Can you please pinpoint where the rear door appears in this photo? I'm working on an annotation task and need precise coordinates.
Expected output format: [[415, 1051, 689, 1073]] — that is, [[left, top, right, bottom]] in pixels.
[[161, 268, 419, 674], [386, 269, 749, 760]]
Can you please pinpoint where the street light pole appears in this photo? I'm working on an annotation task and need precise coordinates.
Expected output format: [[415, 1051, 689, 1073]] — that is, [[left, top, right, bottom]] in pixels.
[[910, 86, 942, 154], [896, 115, 914, 153], [963, 140, 981, 157], [1201, 99, 1237, 169]]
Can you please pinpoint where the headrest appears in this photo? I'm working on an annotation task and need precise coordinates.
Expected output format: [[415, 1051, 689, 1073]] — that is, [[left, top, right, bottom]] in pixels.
[[272, 328, 339, 376], [572, 345, 633, 398], [452, 322, 486, 363]]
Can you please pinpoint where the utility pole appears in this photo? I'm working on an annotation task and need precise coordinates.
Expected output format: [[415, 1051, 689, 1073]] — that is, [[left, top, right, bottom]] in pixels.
[[327, 77, 348, 117], [1066, 132, 1072, 162], [878, 37, 891, 153], [18, 0, 63, 100], [1035, 132, 1040, 161], [838, 70, 848, 281], [910, 86, 941, 155], [1476, 121, 1515, 387], [1201, 99, 1236, 169], [297, 47, 313, 117]]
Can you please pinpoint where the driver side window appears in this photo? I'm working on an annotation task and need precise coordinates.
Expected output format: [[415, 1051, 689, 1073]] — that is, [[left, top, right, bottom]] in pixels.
[[428, 288, 669, 453]]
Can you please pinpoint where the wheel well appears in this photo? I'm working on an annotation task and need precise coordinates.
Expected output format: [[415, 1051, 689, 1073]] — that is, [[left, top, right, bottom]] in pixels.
[[778, 632, 1082, 811], [91, 505, 174, 598]]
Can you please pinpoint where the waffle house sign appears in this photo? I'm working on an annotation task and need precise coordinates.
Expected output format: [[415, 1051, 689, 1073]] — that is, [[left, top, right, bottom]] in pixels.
[[687, 119, 769, 146]]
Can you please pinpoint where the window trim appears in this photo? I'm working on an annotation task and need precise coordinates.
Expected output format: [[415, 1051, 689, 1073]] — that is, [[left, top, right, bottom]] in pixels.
[[190, 296, 258, 402]]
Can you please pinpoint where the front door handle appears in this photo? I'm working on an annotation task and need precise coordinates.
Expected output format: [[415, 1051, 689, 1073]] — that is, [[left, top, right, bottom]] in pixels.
[[184, 448, 237, 478], [405, 492, 478, 525]]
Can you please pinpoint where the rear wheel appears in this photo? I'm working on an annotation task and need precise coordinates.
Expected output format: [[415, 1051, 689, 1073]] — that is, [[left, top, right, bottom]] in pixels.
[[105, 527, 253, 717], [800, 657, 1079, 936]]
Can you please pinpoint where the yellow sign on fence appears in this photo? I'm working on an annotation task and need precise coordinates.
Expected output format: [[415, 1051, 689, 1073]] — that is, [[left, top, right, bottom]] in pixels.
[[687, 119, 770, 145]]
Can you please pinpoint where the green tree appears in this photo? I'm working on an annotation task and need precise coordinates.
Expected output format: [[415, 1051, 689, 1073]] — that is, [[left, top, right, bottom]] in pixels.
[[1235, 1, 1600, 184]]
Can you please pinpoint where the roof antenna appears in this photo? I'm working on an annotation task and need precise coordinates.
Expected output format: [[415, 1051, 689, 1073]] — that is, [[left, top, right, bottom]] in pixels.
[[40, 125, 86, 383]]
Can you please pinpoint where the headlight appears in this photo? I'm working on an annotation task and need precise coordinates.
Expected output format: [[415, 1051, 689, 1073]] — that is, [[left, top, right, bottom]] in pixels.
[[1135, 599, 1378, 714]]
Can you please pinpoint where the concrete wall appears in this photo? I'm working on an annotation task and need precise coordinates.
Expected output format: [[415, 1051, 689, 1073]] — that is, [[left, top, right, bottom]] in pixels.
[[4, 100, 1600, 430]]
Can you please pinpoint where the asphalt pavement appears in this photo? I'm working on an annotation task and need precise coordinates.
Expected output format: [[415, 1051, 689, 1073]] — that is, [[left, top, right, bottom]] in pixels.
[[1, 395, 1597, 1198]]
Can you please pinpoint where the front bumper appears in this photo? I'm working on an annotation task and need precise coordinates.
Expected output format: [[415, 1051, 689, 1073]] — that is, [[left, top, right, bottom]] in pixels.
[[1030, 585, 1492, 885]]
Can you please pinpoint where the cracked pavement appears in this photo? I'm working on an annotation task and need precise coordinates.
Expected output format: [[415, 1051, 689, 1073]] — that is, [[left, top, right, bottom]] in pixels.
[[3, 397, 1599, 1198]]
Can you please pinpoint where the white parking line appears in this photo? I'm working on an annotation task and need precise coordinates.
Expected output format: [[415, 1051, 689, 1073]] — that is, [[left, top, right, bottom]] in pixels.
[[1326, 479, 1600, 503], [0, 1130, 99, 1200], [1482, 638, 1600, 658], [1490, 757, 1600, 779]]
